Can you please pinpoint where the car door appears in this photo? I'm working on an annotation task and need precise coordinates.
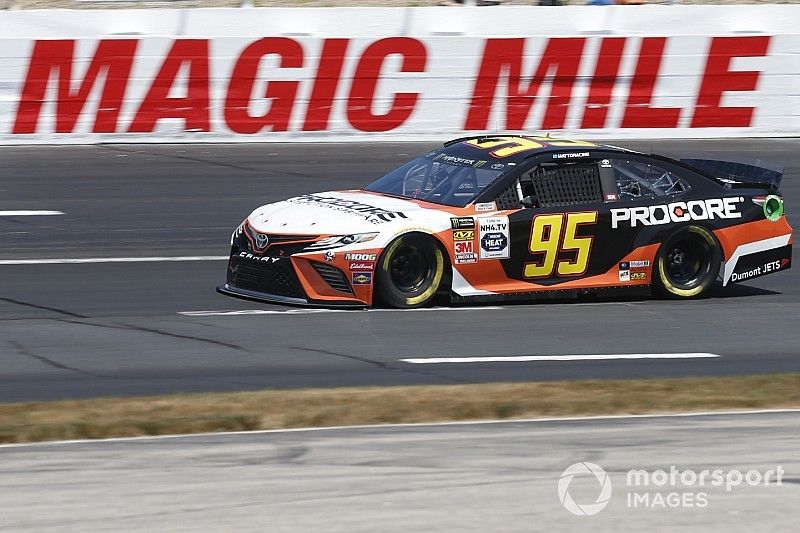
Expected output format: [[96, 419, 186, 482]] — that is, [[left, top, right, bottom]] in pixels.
[[508, 152, 696, 289]]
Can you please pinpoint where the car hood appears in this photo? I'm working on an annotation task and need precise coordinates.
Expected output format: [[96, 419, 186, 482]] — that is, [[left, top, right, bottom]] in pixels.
[[247, 190, 441, 235]]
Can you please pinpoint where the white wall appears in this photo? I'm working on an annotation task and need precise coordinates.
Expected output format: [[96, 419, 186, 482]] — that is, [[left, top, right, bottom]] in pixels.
[[0, 6, 798, 144]]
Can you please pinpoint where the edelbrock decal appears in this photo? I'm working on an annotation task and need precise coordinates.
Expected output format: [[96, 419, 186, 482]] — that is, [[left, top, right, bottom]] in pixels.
[[611, 198, 742, 229]]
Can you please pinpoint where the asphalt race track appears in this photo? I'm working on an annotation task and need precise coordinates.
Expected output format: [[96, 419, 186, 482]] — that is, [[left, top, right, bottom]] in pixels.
[[1, 139, 799, 402], [1, 410, 798, 531]]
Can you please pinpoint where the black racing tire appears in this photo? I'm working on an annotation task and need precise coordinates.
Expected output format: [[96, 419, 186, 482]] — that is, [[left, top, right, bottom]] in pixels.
[[654, 225, 722, 299], [375, 233, 447, 309]]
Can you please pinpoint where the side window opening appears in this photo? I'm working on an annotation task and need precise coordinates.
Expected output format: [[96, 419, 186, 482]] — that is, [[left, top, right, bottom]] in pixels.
[[524, 162, 604, 208], [494, 161, 605, 209], [612, 159, 690, 200]]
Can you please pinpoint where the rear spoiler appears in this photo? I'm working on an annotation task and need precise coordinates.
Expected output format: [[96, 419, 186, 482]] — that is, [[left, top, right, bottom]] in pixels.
[[679, 155, 784, 191]]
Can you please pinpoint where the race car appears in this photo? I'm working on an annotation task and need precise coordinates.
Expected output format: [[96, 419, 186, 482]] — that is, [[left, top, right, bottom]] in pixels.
[[218, 135, 792, 308]]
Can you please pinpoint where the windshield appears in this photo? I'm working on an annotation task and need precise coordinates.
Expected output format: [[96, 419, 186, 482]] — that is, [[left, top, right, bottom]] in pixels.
[[363, 153, 506, 207]]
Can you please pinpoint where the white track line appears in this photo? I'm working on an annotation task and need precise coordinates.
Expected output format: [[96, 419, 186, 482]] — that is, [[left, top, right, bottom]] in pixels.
[[0, 256, 228, 265], [180, 306, 504, 316], [0, 210, 63, 216], [1, 408, 796, 449], [401, 353, 720, 364]]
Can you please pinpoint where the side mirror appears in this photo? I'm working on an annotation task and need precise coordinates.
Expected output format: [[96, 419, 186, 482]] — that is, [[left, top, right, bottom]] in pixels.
[[520, 195, 537, 208]]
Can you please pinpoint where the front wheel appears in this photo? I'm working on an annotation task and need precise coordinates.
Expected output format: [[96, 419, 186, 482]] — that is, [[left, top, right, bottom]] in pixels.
[[655, 225, 721, 299], [375, 234, 446, 308]]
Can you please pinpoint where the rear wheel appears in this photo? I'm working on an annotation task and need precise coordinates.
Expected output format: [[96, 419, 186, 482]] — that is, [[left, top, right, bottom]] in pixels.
[[655, 226, 721, 299], [375, 233, 446, 308]]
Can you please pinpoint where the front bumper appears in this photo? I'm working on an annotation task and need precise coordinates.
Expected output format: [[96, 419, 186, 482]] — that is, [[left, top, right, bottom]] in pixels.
[[221, 245, 370, 308], [217, 283, 365, 308]]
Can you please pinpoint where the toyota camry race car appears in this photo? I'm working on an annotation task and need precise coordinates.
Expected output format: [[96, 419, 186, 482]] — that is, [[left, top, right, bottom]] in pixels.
[[219, 135, 792, 308]]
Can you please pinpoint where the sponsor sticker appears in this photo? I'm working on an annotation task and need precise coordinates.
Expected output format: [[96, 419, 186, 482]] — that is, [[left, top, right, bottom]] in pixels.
[[455, 253, 478, 264], [600, 159, 612, 168], [631, 272, 647, 280], [629, 260, 650, 268], [454, 241, 474, 255], [452, 229, 475, 241], [478, 216, 510, 259], [451, 217, 475, 229], [349, 262, 374, 271], [345, 253, 377, 261], [475, 202, 497, 213], [288, 194, 407, 225], [324, 251, 336, 262], [435, 154, 477, 166], [611, 198, 742, 229], [618, 261, 630, 282], [351, 272, 373, 285]]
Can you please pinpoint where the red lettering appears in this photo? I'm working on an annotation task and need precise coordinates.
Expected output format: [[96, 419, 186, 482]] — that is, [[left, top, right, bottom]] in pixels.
[[621, 37, 680, 128], [13, 39, 137, 134], [128, 40, 210, 133], [224, 38, 303, 134], [303, 39, 349, 131], [347, 37, 427, 132], [581, 37, 626, 129], [465, 38, 585, 131], [691, 36, 770, 128]]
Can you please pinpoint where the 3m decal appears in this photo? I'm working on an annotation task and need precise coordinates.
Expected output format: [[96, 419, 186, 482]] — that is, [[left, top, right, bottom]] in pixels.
[[524, 212, 598, 278], [478, 216, 510, 259], [455, 241, 474, 255], [610, 198, 742, 228]]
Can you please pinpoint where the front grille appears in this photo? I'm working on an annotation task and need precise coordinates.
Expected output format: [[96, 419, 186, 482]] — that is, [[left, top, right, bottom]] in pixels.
[[226, 255, 304, 298], [243, 225, 319, 257], [311, 263, 353, 294], [531, 163, 603, 207]]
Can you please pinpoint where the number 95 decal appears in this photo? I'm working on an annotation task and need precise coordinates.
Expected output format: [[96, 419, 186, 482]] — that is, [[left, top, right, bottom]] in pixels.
[[524, 212, 598, 278]]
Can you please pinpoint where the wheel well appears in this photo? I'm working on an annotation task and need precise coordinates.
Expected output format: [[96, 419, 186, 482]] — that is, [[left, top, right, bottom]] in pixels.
[[656, 225, 722, 278], [379, 231, 452, 290], [654, 224, 722, 297]]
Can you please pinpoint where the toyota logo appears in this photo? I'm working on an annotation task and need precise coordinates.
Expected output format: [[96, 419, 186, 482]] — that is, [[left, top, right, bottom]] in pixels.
[[254, 233, 269, 249]]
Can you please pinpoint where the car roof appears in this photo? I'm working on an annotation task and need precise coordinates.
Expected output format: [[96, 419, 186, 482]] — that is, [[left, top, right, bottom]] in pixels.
[[440, 134, 632, 163]]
